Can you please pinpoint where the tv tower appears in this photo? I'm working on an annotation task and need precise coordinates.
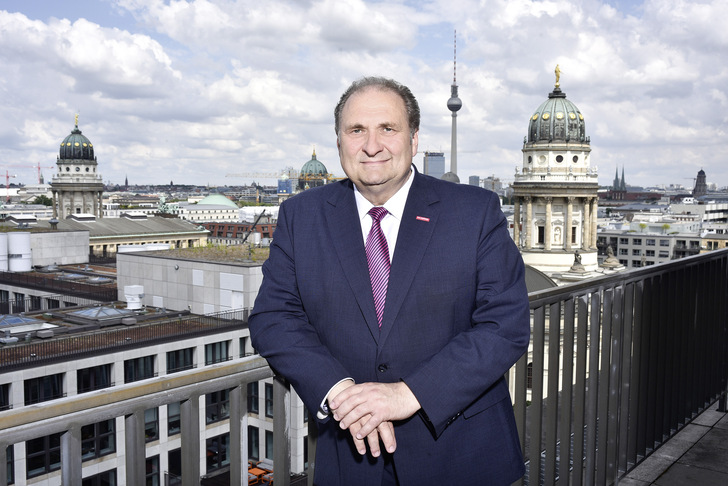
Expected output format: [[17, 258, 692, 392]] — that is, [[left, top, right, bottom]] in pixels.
[[446, 30, 462, 182]]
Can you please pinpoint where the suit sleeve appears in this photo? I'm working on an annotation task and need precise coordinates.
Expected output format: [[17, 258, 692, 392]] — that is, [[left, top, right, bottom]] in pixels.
[[248, 202, 351, 418], [402, 192, 530, 438]]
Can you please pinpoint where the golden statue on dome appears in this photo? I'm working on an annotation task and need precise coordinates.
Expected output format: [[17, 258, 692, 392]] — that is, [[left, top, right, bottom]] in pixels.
[[554, 64, 561, 88]]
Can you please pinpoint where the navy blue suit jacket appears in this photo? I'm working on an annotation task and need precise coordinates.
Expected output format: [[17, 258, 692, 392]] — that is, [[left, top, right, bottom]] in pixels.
[[250, 170, 530, 485]]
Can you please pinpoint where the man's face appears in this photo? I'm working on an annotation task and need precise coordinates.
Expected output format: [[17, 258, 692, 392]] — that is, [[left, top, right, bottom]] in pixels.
[[337, 87, 418, 204]]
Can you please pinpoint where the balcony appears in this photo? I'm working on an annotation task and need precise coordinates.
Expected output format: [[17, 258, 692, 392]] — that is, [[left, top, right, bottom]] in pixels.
[[1, 250, 726, 485]]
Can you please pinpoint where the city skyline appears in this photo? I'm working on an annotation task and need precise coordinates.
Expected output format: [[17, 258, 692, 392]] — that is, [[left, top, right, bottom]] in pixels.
[[0, 0, 725, 189]]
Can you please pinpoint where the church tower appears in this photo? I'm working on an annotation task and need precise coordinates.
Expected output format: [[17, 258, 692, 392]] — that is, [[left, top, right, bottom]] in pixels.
[[51, 115, 104, 218], [512, 67, 599, 275]]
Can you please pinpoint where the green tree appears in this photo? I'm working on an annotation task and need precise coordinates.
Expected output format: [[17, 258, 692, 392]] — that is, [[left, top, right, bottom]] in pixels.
[[32, 195, 53, 206]]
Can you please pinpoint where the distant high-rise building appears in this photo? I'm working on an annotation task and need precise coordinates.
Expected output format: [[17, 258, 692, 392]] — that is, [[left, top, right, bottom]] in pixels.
[[468, 175, 480, 186], [693, 169, 707, 197], [423, 152, 445, 179]]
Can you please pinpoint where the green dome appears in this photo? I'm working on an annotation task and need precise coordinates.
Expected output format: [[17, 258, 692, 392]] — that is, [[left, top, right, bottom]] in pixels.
[[301, 150, 328, 176], [527, 87, 587, 144], [59, 123, 95, 161], [198, 194, 238, 208]]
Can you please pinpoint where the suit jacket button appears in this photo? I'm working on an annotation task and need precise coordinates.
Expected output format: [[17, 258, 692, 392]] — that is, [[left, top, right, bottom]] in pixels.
[[378, 364, 388, 373]]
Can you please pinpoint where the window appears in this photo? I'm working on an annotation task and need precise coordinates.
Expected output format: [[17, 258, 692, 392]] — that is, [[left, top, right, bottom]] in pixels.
[[526, 363, 533, 389], [0, 383, 9, 411], [6, 445, 13, 485], [167, 402, 181, 436], [168, 449, 182, 486], [206, 389, 231, 424], [646, 250, 655, 257], [82, 420, 116, 461], [659, 251, 669, 258], [205, 341, 230, 365], [124, 356, 155, 383], [265, 383, 274, 418], [265, 430, 274, 460], [78, 364, 112, 393], [26, 433, 61, 478], [537, 226, 545, 245], [619, 238, 629, 245], [248, 426, 259, 461], [632, 238, 642, 246], [24, 373, 64, 405], [619, 249, 628, 255], [646, 239, 656, 246], [660, 239, 670, 247], [248, 382, 259, 414], [167, 348, 194, 373], [571, 228, 577, 244], [206, 433, 230, 473], [632, 261, 641, 268], [145, 408, 159, 442], [82, 469, 117, 486], [632, 249, 641, 256], [146, 455, 159, 486], [240, 337, 249, 357]]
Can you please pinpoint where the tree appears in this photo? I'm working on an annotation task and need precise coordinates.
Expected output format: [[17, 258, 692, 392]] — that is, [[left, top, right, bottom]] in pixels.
[[32, 195, 53, 206]]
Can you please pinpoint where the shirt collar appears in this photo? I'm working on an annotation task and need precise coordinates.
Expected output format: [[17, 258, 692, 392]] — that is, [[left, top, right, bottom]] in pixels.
[[353, 166, 415, 222]]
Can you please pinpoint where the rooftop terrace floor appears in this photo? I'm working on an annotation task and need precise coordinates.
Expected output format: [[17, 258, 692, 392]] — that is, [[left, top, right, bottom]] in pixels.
[[621, 401, 728, 486]]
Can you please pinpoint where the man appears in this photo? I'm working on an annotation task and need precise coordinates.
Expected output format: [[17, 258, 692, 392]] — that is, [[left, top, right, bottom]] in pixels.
[[249, 77, 530, 485]]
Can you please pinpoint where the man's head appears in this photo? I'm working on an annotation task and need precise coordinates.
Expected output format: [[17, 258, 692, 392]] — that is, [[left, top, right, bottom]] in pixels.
[[334, 77, 420, 139], [335, 77, 420, 206]]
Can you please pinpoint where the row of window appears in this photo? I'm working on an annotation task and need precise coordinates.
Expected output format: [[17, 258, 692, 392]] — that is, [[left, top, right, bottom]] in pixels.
[[618, 237, 671, 247], [15, 384, 272, 482], [13, 341, 235, 409]]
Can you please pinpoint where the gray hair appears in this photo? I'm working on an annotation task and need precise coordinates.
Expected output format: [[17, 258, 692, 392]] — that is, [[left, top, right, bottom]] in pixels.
[[334, 76, 420, 139]]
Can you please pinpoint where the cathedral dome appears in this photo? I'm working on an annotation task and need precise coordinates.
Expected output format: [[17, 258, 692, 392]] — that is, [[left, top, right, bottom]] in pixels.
[[300, 150, 327, 176], [527, 86, 587, 144], [59, 121, 95, 161]]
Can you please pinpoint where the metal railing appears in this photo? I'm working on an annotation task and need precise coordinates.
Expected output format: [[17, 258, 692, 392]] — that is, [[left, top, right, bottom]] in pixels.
[[0, 356, 284, 486], [0, 271, 117, 302], [513, 249, 728, 485]]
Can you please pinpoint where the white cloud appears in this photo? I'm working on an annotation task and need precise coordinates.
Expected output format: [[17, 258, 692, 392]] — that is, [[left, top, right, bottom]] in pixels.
[[0, 0, 725, 189]]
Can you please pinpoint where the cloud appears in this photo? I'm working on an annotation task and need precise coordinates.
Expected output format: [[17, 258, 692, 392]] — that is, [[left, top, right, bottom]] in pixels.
[[0, 0, 725, 190]]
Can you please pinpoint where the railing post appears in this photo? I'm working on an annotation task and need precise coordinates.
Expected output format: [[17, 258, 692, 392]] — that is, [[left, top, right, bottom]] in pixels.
[[61, 424, 82, 486], [307, 416, 318, 486], [273, 375, 291, 485], [229, 384, 249, 486], [125, 410, 146, 486], [0, 443, 8, 486], [181, 395, 201, 486]]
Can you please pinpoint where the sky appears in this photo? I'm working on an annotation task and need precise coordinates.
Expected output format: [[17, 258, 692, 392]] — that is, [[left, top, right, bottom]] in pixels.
[[0, 0, 726, 190]]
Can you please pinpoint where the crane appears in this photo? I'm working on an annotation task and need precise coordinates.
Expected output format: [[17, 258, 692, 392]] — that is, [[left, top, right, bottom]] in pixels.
[[3, 170, 16, 203]]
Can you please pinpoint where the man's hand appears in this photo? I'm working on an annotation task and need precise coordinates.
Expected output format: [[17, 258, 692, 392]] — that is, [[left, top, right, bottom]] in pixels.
[[329, 381, 421, 454]]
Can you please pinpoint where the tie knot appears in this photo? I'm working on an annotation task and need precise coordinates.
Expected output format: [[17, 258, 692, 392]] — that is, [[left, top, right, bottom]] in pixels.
[[368, 206, 388, 222]]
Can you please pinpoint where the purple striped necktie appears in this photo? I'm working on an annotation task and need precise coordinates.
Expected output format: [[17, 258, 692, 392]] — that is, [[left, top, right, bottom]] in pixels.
[[366, 207, 390, 328]]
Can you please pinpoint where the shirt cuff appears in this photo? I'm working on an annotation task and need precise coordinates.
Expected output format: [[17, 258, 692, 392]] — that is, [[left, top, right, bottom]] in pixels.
[[316, 378, 354, 420]]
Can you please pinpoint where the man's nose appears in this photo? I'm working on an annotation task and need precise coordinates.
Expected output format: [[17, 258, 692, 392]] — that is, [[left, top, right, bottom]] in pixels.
[[362, 131, 383, 156]]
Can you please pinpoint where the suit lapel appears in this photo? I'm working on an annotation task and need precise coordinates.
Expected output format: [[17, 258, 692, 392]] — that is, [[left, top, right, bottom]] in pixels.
[[325, 182, 382, 342], [379, 173, 440, 345]]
